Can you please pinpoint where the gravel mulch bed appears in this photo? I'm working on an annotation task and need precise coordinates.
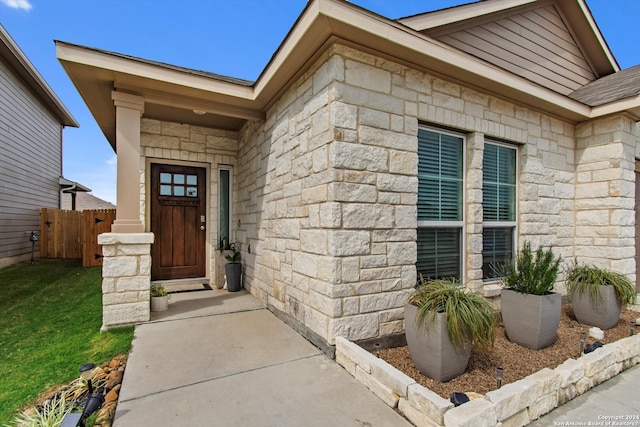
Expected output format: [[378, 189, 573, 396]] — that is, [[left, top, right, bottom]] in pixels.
[[379, 305, 640, 399]]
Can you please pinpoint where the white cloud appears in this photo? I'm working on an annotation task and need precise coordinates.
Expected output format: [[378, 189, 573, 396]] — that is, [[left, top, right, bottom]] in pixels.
[[1, 0, 32, 11]]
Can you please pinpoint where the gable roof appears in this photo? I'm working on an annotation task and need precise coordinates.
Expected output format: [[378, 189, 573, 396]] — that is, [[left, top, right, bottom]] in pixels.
[[399, 0, 617, 96], [0, 24, 78, 128], [56, 0, 640, 148]]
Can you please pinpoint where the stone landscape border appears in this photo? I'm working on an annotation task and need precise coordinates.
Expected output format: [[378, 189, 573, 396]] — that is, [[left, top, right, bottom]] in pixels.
[[335, 335, 640, 427]]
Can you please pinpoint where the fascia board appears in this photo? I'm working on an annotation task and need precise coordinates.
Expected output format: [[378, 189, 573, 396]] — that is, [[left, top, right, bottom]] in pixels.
[[398, 0, 537, 31], [574, 0, 619, 72], [267, 0, 592, 121], [590, 95, 640, 120], [56, 42, 255, 102]]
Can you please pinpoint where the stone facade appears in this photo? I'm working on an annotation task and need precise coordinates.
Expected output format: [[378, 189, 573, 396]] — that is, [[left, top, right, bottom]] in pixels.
[[99, 232, 154, 330], [233, 43, 637, 346], [110, 42, 639, 346], [139, 118, 239, 285]]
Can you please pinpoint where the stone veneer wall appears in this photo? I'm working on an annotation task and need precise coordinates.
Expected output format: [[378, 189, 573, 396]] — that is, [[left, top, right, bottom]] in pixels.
[[336, 335, 640, 427], [99, 232, 154, 330], [139, 118, 239, 285], [575, 116, 638, 277], [235, 42, 588, 346]]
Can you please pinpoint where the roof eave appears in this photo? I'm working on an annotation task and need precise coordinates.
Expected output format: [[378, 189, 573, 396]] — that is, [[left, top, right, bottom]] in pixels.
[[255, 0, 595, 122]]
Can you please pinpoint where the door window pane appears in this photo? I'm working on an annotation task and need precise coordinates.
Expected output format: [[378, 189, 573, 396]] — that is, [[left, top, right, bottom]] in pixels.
[[160, 185, 172, 196], [160, 173, 172, 184]]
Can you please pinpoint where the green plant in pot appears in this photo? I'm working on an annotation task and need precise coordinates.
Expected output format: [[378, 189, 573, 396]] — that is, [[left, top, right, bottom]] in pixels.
[[150, 284, 170, 312], [500, 241, 562, 349], [225, 243, 242, 292], [566, 262, 637, 330], [405, 277, 497, 382]]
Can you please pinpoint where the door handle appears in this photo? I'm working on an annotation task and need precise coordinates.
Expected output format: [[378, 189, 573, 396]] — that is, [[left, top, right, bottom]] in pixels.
[[200, 225, 205, 231]]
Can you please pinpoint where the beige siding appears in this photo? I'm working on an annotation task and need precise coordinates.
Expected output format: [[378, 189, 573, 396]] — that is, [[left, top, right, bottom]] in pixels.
[[427, 4, 595, 95], [0, 58, 62, 264]]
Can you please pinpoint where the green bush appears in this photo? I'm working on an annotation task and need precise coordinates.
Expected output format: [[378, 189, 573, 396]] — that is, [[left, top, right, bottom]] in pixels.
[[501, 241, 561, 295]]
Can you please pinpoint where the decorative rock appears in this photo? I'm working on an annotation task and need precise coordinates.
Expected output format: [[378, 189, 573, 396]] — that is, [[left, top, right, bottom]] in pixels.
[[104, 370, 123, 389], [104, 387, 119, 403]]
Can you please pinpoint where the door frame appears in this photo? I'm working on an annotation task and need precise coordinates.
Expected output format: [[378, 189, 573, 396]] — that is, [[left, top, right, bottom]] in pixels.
[[146, 158, 210, 281]]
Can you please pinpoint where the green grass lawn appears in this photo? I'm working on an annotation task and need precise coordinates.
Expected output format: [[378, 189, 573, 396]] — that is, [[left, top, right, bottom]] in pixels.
[[0, 259, 134, 425]]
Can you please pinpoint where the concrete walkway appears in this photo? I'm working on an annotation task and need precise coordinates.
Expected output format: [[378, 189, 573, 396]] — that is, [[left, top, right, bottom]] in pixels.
[[113, 289, 411, 427], [529, 363, 640, 426], [114, 288, 640, 426]]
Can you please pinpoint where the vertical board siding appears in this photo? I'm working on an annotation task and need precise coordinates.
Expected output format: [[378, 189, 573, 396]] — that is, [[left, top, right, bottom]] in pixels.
[[429, 4, 595, 95], [0, 58, 63, 263]]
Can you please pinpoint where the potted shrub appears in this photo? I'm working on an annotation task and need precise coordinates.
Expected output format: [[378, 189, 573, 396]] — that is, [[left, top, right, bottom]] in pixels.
[[501, 241, 562, 350], [150, 284, 170, 312], [405, 278, 497, 382], [225, 244, 242, 292], [566, 262, 637, 329]]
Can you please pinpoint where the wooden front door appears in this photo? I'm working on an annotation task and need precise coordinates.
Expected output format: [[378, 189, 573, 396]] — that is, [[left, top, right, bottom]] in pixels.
[[151, 164, 206, 280]]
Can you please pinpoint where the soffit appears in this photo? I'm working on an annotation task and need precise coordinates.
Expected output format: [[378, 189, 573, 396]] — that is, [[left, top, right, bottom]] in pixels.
[[57, 0, 639, 149]]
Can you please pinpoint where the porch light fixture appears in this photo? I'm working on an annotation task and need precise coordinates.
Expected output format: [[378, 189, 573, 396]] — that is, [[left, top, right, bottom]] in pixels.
[[193, 109, 206, 115], [495, 367, 504, 389]]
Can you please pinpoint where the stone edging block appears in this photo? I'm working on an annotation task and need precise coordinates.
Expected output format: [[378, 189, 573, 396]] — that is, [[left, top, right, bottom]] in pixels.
[[335, 333, 640, 427]]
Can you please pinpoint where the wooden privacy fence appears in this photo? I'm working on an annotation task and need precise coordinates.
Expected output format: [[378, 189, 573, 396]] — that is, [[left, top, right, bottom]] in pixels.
[[40, 208, 116, 267]]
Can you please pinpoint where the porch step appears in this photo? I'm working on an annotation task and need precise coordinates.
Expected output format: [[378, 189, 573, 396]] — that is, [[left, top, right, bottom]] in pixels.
[[152, 278, 210, 294]]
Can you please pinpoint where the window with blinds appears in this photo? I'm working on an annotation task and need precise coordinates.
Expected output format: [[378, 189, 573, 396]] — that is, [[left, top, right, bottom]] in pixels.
[[417, 128, 464, 280], [482, 142, 517, 280]]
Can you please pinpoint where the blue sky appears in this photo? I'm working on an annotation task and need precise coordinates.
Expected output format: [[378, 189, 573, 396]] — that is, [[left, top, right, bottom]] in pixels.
[[1, 0, 638, 204]]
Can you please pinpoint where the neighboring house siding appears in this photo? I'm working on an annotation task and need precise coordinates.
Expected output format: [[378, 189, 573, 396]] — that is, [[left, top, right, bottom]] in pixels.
[[0, 58, 62, 266], [427, 4, 595, 95]]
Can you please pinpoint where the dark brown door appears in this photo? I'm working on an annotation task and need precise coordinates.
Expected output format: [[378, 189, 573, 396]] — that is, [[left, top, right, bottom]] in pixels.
[[151, 164, 206, 280]]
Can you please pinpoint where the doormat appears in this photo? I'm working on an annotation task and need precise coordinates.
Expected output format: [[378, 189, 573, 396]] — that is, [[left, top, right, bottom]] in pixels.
[[165, 283, 212, 294]]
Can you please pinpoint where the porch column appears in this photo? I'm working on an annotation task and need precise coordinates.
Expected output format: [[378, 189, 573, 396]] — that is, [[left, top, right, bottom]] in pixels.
[[111, 91, 145, 233]]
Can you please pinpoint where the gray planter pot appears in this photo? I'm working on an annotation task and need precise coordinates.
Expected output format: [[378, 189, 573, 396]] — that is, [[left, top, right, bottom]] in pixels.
[[150, 296, 169, 312], [225, 263, 242, 292], [571, 285, 621, 330], [405, 304, 471, 382], [501, 289, 561, 350]]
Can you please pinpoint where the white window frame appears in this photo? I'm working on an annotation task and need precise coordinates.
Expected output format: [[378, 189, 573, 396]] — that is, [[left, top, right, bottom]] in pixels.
[[417, 125, 466, 281], [482, 140, 518, 282]]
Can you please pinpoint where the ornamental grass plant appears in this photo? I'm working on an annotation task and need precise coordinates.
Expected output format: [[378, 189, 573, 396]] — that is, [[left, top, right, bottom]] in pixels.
[[408, 278, 498, 350], [566, 262, 637, 308]]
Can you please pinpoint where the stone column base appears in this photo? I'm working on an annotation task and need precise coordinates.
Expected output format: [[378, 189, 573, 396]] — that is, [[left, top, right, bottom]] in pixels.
[[98, 232, 155, 330]]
